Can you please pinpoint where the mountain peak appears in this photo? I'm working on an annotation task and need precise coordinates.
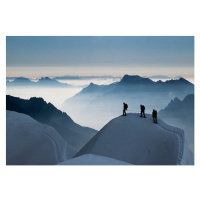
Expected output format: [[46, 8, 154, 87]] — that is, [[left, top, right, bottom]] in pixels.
[[81, 82, 104, 93], [120, 75, 153, 84], [179, 77, 188, 82], [15, 77, 30, 80], [157, 80, 163, 83], [174, 97, 181, 101], [89, 82, 95, 86], [169, 96, 181, 104], [40, 77, 52, 81], [164, 77, 193, 85], [123, 74, 140, 79], [87, 82, 101, 89], [30, 96, 45, 102], [12, 77, 32, 84], [38, 77, 63, 85]]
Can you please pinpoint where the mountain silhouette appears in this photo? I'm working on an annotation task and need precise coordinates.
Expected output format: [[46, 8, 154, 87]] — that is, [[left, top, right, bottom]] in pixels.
[[159, 94, 194, 152], [36, 77, 72, 87], [159, 94, 194, 117], [62, 75, 194, 130], [120, 75, 154, 85], [6, 76, 73, 87], [81, 82, 105, 93], [6, 95, 97, 150], [7, 77, 35, 86]]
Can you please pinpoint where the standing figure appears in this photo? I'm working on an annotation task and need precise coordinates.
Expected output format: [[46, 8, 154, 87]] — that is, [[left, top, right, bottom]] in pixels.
[[152, 109, 157, 124], [123, 102, 128, 116], [140, 105, 145, 118]]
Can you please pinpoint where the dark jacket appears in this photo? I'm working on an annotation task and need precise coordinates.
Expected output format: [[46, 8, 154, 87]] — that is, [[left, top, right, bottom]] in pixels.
[[152, 110, 157, 117], [124, 103, 128, 110]]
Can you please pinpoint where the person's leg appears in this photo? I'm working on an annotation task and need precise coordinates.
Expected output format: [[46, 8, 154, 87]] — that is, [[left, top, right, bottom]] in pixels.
[[125, 110, 127, 116], [140, 110, 142, 117], [144, 111, 145, 118], [123, 109, 125, 116], [156, 117, 157, 124]]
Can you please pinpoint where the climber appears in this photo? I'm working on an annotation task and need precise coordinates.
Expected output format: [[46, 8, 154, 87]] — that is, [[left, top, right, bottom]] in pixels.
[[152, 109, 157, 124], [140, 105, 145, 118], [123, 102, 128, 116]]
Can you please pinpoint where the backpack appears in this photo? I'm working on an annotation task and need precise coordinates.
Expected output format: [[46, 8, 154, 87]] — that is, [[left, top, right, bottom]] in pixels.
[[141, 105, 145, 111], [125, 104, 128, 110]]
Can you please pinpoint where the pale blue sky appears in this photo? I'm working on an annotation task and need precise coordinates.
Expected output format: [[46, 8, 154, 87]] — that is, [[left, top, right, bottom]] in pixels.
[[6, 36, 194, 80]]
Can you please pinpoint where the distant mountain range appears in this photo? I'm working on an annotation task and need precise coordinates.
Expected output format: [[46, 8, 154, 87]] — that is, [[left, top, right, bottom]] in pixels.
[[7, 77, 34, 86], [143, 75, 182, 80], [62, 74, 194, 130], [6, 75, 186, 87], [159, 94, 194, 152], [159, 94, 194, 116], [65, 75, 193, 102], [6, 95, 97, 150], [53, 75, 121, 80], [6, 77, 73, 87]]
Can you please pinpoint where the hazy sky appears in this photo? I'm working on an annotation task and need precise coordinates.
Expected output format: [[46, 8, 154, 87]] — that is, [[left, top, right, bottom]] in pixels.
[[6, 36, 194, 80]]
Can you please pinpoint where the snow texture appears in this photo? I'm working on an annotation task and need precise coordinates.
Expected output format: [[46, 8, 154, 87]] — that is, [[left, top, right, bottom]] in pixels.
[[75, 113, 194, 165], [6, 110, 71, 165], [58, 154, 130, 165]]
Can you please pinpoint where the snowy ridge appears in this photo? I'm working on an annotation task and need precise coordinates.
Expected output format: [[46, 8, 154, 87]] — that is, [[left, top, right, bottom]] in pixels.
[[146, 114, 193, 165], [6, 111, 193, 165], [142, 114, 185, 165], [126, 114, 193, 165], [75, 113, 193, 165], [7, 111, 69, 165], [6, 95, 97, 150]]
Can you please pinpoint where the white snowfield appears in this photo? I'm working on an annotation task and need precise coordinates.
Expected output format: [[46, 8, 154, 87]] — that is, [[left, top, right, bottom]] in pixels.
[[58, 154, 130, 165], [6, 111, 194, 165], [75, 113, 194, 165], [6, 111, 75, 165]]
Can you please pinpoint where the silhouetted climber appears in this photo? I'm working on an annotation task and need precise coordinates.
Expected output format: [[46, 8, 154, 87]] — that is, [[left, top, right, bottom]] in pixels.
[[152, 109, 157, 124], [140, 105, 145, 118], [123, 102, 128, 116]]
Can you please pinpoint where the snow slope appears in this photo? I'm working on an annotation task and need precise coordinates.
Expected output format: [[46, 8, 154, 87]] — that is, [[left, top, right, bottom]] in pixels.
[[6, 95, 97, 150], [75, 113, 194, 165], [58, 154, 130, 165], [6, 110, 75, 165]]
